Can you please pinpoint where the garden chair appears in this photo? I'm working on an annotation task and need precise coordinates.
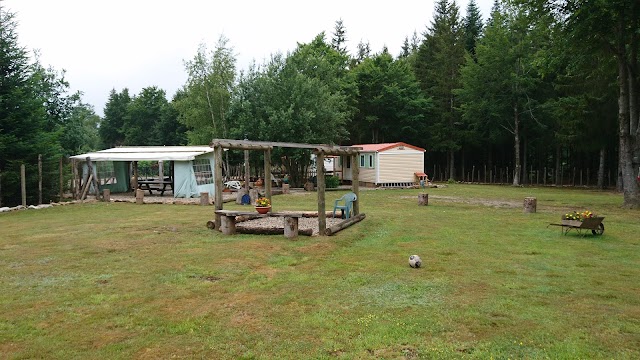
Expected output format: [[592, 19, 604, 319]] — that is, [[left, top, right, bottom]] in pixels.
[[333, 192, 357, 219]]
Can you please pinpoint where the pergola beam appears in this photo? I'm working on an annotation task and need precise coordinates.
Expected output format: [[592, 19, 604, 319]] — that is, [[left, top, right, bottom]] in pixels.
[[211, 138, 361, 155]]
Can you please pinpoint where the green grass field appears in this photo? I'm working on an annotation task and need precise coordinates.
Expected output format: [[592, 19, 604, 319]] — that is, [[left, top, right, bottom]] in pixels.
[[1, 185, 639, 359]]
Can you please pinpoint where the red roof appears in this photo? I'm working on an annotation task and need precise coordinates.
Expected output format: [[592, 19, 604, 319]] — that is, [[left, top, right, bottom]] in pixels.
[[353, 142, 425, 152]]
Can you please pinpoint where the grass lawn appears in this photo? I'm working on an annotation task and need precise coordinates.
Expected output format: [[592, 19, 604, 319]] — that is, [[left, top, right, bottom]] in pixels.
[[1, 184, 639, 359]]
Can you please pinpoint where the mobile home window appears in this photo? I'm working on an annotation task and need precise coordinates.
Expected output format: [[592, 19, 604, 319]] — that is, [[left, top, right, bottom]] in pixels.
[[192, 159, 213, 185], [97, 161, 117, 185], [346, 156, 351, 169], [368, 155, 374, 168], [360, 155, 365, 167]]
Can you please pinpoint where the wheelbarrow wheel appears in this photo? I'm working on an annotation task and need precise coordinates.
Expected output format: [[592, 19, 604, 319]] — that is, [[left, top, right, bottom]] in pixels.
[[592, 223, 604, 235]]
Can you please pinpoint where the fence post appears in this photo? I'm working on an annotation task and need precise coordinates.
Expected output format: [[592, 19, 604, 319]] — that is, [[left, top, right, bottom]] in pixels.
[[38, 154, 42, 204], [59, 157, 64, 202], [21, 164, 26, 207]]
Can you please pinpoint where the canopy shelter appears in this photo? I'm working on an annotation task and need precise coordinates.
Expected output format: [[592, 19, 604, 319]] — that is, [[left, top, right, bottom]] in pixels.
[[210, 139, 363, 235], [70, 146, 215, 198]]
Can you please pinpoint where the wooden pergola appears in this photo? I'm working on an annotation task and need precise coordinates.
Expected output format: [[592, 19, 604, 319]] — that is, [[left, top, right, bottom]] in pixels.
[[210, 139, 363, 235]]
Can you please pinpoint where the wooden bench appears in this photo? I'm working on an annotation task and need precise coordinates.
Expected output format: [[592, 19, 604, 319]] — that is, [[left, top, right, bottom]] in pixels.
[[214, 210, 304, 238]]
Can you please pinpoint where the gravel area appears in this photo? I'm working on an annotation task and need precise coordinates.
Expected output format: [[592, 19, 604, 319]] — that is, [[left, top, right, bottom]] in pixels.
[[237, 216, 343, 236]]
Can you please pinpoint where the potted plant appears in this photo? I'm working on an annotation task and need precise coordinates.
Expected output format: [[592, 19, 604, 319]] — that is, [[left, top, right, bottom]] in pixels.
[[255, 197, 271, 214]]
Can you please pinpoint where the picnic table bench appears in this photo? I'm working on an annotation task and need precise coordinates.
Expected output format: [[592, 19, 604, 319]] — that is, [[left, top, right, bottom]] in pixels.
[[548, 216, 605, 236], [214, 210, 305, 238], [137, 179, 173, 195]]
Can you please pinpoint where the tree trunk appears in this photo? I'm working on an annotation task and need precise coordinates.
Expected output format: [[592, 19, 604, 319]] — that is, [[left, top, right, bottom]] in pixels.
[[597, 146, 606, 189], [448, 150, 455, 180], [512, 103, 521, 186], [523, 137, 528, 185], [555, 144, 561, 185], [617, 44, 640, 207]]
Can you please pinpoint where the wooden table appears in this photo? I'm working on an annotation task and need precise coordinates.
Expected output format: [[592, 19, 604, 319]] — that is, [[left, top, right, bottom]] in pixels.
[[137, 179, 173, 195]]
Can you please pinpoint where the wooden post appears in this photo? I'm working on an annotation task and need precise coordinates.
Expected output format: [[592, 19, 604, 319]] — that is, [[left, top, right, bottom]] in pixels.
[[38, 154, 42, 205], [72, 159, 78, 199], [220, 215, 236, 235], [102, 189, 111, 202], [264, 147, 272, 209], [136, 189, 144, 204], [21, 164, 26, 207], [317, 152, 326, 235], [59, 157, 64, 202], [244, 149, 250, 192], [523, 197, 537, 213], [80, 173, 92, 200], [418, 193, 429, 206], [214, 146, 224, 230], [86, 157, 100, 200], [284, 216, 299, 239], [352, 153, 360, 215], [132, 161, 139, 191], [200, 192, 209, 206], [158, 160, 164, 179]]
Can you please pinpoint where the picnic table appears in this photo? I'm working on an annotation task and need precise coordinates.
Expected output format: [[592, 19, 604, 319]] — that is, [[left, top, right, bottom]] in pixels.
[[137, 178, 173, 195]]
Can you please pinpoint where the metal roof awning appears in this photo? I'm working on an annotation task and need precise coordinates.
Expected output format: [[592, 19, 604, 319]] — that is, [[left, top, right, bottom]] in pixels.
[[70, 146, 214, 162]]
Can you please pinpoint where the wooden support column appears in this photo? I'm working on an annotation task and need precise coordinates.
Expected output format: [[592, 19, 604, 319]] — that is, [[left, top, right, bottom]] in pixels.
[[264, 147, 272, 208], [132, 161, 139, 191], [317, 152, 326, 235], [244, 149, 250, 191], [351, 153, 360, 215], [214, 145, 224, 230]]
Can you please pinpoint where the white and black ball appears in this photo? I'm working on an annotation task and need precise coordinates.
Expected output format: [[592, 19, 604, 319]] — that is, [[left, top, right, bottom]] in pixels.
[[409, 255, 422, 268]]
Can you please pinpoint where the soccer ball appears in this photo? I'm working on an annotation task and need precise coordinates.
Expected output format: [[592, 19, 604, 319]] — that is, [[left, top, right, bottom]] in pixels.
[[409, 255, 422, 268]]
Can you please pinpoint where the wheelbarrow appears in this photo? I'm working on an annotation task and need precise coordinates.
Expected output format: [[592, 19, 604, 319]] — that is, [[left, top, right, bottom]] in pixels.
[[548, 217, 605, 236]]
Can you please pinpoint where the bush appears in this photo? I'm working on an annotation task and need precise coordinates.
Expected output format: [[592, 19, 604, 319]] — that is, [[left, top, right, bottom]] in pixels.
[[326, 176, 340, 189]]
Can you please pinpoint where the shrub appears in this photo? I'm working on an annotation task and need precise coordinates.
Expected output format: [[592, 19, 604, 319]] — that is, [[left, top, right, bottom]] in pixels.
[[326, 176, 340, 189]]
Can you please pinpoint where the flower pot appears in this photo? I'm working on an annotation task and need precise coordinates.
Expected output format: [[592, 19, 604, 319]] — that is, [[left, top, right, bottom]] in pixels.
[[255, 206, 271, 214]]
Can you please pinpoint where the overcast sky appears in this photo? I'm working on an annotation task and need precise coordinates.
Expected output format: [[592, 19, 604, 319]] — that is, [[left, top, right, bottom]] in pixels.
[[4, 0, 494, 117]]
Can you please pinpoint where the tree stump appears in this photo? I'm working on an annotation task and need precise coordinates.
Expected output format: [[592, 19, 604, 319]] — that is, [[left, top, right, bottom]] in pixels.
[[102, 189, 110, 202], [249, 189, 259, 205], [220, 216, 236, 235], [282, 183, 290, 194], [284, 216, 299, 239], [200, 192, 209, 206], [418, 193, 429, 206], [304, 181, 315, 192], [523, 197, 537, 213], [135, 189, 144, 204], [236, 188, 248, 204]]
